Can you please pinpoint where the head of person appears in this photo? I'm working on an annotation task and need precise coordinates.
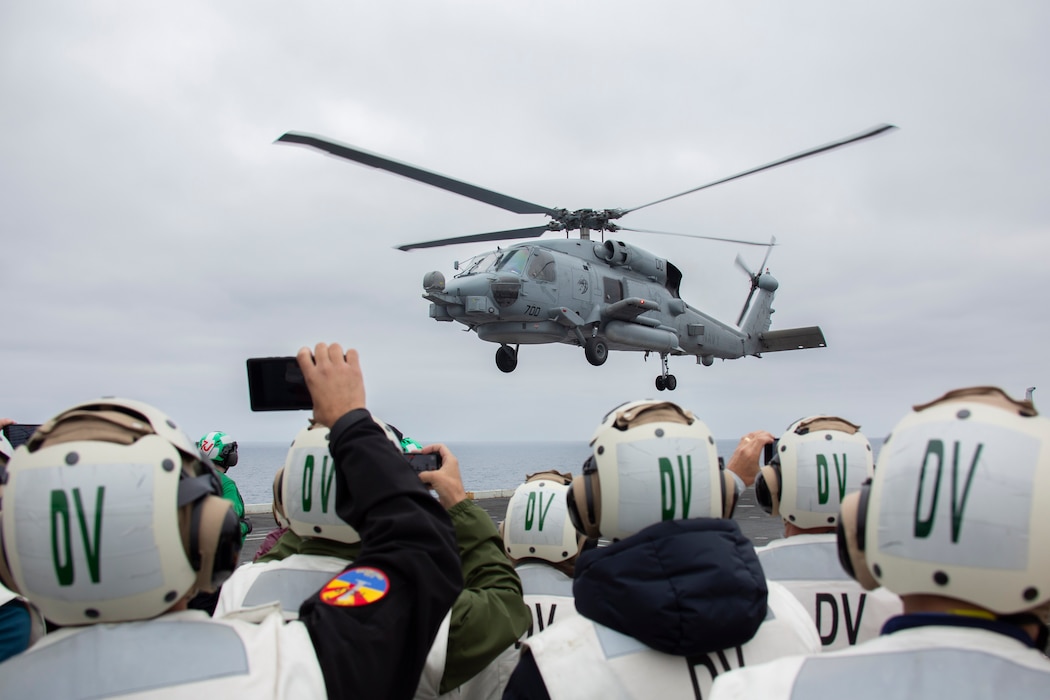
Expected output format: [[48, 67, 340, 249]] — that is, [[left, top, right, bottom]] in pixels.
[[755, 415, 874, 535], [279, 418, 404, 544], [0, 398, 241, 626], [837, 387, 1050, 642], [566, 399, 738, 541], [198, 431, 238, 472], [501, 471, 583, 576]]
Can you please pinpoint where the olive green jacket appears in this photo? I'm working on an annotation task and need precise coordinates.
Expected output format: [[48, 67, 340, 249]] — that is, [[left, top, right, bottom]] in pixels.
[[217, 471, 250, 542], [258, 499, 530, 693]]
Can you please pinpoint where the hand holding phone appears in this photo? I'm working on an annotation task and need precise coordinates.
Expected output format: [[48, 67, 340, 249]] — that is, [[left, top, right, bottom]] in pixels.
[[415, 444, 468, 510], [246, 344, 367, 428], [297, 344, 366, 428], [404, 452, 442, 472]]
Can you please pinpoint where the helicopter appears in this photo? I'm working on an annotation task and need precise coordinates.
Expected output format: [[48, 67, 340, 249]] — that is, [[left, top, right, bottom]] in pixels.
[[277, 124, 896, 391]]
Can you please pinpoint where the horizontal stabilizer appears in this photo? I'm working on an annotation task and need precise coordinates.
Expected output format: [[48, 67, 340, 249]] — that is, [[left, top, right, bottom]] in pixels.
[[758, 326, 827, 353]]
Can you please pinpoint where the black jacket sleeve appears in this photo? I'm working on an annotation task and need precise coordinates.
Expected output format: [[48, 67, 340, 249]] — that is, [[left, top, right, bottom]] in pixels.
[[298, 409, 462, 700]]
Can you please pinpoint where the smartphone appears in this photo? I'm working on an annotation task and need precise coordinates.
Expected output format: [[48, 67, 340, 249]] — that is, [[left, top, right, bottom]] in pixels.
[[763, 439, 780, 465], [246, 357, 312, 411], [2, 424, 40, 449], [404, 452, 441, 472]]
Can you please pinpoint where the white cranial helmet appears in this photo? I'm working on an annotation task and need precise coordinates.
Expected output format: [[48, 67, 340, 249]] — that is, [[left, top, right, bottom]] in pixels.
[[0, 398, 240, 626], [281, 416, 403, 544], [503, 471, 581, 565], [568, 400, 734, 541], [842, 387, 1050, 616], [758, 416, 874, 529]]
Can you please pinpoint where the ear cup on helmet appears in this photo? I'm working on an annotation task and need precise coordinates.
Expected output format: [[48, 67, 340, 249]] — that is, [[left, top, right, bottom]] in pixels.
[[566, 457, 602, 539], [192, 496, 241, 592], [754, 464, 781, 516], [178, 467, 242, 592], [836, 484, 877, 589], [271, 467, 289, 528], [220, 442, 238, 468], [720, 471, 740, 519]]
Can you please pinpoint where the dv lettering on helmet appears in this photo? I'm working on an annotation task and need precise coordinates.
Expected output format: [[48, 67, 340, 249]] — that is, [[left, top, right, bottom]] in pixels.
[[816, 453, 849, 505], [51, 487, 104, 586], [301, 454, 336, 514], [660, 455, 693, 521], [524, 491, 556, 531], [913, 439, 981, 542]]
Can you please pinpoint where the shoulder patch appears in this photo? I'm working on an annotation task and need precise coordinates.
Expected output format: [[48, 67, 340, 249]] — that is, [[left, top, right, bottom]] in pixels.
[[320, 566, 390, 607]]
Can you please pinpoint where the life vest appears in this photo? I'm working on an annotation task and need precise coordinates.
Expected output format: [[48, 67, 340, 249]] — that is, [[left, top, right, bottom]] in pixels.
[[0, 609, 327, 699], [525, 582, 820, 699], [708, 622, 1050, 700], [756, 534, 902, 649]]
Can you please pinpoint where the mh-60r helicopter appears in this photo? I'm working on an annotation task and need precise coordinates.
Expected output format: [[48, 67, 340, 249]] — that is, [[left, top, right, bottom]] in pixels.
[[278, 124, 896, 391]]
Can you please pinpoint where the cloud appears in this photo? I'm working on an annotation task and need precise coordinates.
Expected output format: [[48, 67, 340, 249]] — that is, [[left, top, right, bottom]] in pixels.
[[2, 0, 1048, 445]]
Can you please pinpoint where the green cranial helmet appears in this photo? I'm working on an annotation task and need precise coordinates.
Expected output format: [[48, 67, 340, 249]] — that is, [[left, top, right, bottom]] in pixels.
[[400, 436, 424, 453], [198, 431, 238, 469]]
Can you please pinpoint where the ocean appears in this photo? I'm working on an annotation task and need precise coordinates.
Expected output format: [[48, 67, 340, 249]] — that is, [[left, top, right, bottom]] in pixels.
[[232, 438, 884, 506]]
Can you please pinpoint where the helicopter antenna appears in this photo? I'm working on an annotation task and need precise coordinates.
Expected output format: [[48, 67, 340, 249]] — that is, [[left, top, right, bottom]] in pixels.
[[623, 124, 898, 215], [735, 236, 777, 325]]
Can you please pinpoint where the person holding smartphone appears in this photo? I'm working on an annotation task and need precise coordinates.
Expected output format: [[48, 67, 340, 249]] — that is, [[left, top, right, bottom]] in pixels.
[[0, 343, 462, 699], [215, 427, 531, 697]]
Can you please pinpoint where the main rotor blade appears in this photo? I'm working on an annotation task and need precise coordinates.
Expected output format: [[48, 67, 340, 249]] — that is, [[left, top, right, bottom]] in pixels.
[[737, 287, 757, 326], [397, 225, 551, 252], [623, 124, 898, 214], [618, 226, 776, 247], [735, 253, 754, 278], [277, 132, 557, 216]]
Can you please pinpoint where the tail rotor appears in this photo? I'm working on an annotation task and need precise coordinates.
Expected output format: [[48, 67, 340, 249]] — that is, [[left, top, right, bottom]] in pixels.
[[735, 236, 776, 326]]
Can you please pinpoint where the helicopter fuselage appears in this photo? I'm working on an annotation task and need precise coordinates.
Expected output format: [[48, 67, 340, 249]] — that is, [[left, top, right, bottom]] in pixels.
[[423, 238, 780, 369]]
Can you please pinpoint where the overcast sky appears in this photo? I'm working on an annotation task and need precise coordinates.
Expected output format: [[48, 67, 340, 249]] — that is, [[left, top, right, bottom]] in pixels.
[[2, 2, 1048, 446]]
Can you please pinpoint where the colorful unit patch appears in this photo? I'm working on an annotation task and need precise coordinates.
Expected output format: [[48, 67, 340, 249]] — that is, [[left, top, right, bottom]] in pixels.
[[320, 566, 390, 607]]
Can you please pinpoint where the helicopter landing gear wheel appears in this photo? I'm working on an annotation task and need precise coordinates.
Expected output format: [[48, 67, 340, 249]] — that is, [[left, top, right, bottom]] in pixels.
[[495, 345, 518, 373], [584, 338, 608, 366], [655, 353, 676, 391]]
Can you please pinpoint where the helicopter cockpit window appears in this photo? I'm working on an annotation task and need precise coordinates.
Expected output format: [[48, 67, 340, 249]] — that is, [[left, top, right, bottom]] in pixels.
[[495, 248, 530, 276], [526, 249, 556, 282], [457, 251, 501, 277]]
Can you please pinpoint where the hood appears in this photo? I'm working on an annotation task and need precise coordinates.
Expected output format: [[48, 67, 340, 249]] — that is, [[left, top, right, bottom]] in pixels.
[[573, 518, 767, 656]]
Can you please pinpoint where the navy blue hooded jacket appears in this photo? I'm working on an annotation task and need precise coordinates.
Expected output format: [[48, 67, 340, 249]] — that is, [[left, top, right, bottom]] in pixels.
[[503, 517, 768, 698]]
